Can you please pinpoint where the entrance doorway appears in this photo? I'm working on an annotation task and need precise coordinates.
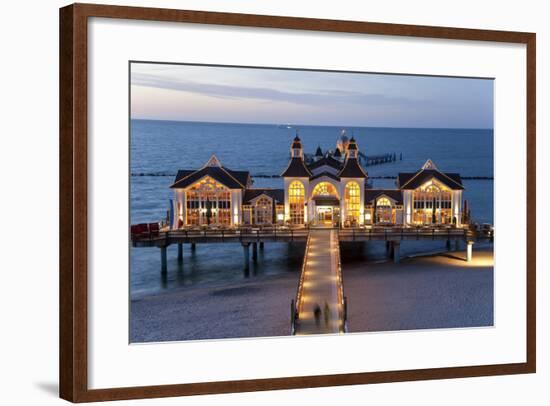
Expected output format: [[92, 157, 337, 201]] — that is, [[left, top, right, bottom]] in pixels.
[[317, 206, 333, 224], [316, 206, 340, 226]]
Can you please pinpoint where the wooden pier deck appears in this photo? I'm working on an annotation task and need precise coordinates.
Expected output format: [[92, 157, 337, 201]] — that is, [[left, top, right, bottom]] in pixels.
[[292, 229, 345, 335]]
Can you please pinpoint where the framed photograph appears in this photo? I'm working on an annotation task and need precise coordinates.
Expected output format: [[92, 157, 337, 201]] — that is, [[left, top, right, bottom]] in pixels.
[[59, 3, 536, 402]]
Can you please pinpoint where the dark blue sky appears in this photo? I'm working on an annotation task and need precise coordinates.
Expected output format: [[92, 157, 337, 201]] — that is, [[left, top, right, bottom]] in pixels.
[[131, 63, 494, 129]]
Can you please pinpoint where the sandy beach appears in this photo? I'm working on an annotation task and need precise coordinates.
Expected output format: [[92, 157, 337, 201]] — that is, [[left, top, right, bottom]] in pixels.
[[344, 247, 494, 332], [131, 245, 493, 342], [131, 271, 300, 343]]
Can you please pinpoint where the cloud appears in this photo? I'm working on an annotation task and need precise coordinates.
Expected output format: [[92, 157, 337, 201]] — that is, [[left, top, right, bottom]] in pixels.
[[131, 72, 429, 107]]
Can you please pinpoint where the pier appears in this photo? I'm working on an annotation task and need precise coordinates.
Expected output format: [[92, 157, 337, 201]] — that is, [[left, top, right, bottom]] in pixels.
[[291, 229, 346, 335], [131, 224, 491, 333], [358, 151, 400, 166], [131, 225, 490, 273]]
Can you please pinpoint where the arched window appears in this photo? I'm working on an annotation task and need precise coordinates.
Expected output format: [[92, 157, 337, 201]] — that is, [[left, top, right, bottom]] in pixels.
[[376, 196, 393, 223], [312, 182, 338, 197], [186, 177, 231, 226], [345, 181, 361, 224], [377, 197, 392, 207], [254, 196, 273, 225], [412, 181, 453, 224], [288, 181, 305, 224]]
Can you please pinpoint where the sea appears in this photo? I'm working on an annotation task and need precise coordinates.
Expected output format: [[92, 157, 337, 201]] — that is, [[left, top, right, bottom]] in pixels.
[[130, 119, 494, 298]]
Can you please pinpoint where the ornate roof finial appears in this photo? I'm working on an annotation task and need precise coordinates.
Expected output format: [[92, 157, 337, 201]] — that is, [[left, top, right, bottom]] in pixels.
[[422, 159, 438, 170], [205, 155, 222, 167]]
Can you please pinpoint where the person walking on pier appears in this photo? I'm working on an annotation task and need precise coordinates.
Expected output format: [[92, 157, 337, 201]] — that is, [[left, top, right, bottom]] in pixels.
[[314, 304, 322, 326]]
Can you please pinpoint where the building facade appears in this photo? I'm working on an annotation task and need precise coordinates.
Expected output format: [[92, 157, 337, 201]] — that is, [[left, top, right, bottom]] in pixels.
[[169, 136, 464, 228]]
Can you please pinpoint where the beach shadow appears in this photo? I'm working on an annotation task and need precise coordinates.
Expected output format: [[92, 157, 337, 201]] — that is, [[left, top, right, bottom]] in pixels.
[[35, 381, 58, 397], [440, 253, 466, 262]]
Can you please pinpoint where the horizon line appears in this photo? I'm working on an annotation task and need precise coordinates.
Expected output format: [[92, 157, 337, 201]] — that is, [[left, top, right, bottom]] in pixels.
[[131, 117, 494, 131]]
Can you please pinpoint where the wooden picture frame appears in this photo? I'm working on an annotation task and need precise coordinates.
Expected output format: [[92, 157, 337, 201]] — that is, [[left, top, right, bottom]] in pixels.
[[59, 3, 536, 402]]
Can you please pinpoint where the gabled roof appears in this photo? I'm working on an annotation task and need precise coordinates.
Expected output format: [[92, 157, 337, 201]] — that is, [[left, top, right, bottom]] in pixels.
[[333, 148, 342, 158], [171, 166, 249, 189], [315, 145, 323, 157], [338, 157, 368, 178], [281, 157, 312, 177], [174, 170, 195, 183], [398, 169, 463, 190], [243, 188, 284, 204], [364, 189, 403, 205], [310, 172, 340, 182], [224, 168, 251, 187], [307, 156, 343, 171]]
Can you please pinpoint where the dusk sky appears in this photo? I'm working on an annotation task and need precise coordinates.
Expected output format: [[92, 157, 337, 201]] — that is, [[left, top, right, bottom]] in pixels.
[[131, 63, 494, 129]]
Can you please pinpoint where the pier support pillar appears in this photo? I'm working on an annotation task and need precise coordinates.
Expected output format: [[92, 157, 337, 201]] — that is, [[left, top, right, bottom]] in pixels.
[[242, 243, 250, 274], [160, 246, 167, 274], [393, 242, 401, 264], [177, 243, 183, 263], [252, 242, 258, 262], [259, 242, 264, 251], [385, 241, 391, 257], [446, 239, 452, 251], [466, 241, 474, 262], [455, 240, 460, 252], [191, 243, 196, 253]]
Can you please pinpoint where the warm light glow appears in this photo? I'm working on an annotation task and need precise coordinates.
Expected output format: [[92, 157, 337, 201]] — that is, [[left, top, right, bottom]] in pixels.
[[412, 181, 452, 225], [312, 182, 338, 198], [186, 176, 231, 225], [344, 181, 361, 224], [288, 181, 305, 225]]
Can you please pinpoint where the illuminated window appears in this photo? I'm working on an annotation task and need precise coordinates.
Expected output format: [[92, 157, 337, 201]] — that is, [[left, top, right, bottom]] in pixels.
[[254, 196, 273, 225], [412, 182, 453, 224], [186, 177, 231, 226], [288, 181, 305, 225], [312, 182, 338, 197], [345, 181, 361, 225], [376, 197, 393, 223]]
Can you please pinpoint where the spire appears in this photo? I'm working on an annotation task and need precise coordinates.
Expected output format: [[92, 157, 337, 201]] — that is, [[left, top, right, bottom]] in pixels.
[[315, 145, 323, 157], [346, 136, 358, 158], [290, 134, 303, 158]]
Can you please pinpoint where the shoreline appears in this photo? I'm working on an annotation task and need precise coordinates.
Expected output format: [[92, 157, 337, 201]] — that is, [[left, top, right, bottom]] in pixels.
[[131, 246, 494, 343]]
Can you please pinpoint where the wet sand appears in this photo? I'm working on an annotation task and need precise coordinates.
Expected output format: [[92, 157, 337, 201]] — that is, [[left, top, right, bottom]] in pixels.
[[131, 271, 299, 343], [344, 248, 494, 332]]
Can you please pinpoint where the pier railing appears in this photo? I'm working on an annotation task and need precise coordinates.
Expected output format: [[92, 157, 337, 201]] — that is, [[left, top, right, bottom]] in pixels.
[[132, 226, 310, 246], [131, 224, 492, 247], [338, 226, 469, 242], [332, 230, 347, 333], [291, 232, 312, 334]]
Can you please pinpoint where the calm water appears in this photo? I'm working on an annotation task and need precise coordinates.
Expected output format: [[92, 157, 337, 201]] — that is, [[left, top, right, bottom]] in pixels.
[[130, 120, 494, 298]]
